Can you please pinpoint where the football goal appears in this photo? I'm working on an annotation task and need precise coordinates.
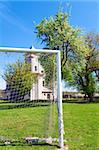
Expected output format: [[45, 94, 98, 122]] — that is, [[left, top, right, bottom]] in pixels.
[[0, 47, 64, 148]]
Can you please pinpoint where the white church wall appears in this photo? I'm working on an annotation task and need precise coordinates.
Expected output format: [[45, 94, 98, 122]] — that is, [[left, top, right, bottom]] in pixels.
[[28, 53, 56, 101]]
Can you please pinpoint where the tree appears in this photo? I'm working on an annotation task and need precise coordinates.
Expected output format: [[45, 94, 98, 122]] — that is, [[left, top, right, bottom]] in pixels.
[[36, 11, 89, 80], [35, 11, 99, 101], [70, 58, 96, 102], [39, 54, 56, 88], [3, 60, 37, 101], [69, 33, 99, 101], [85, 32, 99, 79]]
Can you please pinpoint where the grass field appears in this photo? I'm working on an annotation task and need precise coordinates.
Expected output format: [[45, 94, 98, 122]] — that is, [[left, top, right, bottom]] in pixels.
[[0, 102, 99, 150]]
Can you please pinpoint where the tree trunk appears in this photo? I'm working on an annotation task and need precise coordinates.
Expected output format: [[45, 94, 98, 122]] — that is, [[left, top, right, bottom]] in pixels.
[[88, 94, 94, 102]]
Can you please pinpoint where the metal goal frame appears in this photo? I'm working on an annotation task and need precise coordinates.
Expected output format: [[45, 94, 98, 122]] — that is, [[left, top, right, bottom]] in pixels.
[[0, 46, 64, 148]]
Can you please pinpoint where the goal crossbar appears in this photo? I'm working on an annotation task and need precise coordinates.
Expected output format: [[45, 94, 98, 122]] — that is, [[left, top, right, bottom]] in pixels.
[[0, 47, 59, 54], [0, 46, 64, 148]]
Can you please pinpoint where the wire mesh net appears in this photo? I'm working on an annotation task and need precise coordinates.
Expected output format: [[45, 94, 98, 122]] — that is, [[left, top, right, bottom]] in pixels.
[[0, 51, 58, 146]]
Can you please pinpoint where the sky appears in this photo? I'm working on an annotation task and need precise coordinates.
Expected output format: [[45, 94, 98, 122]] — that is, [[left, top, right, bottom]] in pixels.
[[0, 0, 99, 48], [0, 0, 99, 91]]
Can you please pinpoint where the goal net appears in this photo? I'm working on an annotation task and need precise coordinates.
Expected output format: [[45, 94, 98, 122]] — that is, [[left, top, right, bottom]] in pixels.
[[0, 47, 63, 147]]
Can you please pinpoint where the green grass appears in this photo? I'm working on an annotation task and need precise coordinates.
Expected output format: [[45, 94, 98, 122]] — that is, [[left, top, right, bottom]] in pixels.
[[63, 104, 99, 150], [0, 102, 99, 150]]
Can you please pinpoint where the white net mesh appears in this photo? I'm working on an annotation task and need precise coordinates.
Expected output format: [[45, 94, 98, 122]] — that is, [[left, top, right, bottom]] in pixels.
[[0, 51, 58, 146]]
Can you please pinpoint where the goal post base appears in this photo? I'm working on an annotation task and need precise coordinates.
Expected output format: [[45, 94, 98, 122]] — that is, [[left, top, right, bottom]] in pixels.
[[58, 145, 69, 150], [23, 136, 67, 148]]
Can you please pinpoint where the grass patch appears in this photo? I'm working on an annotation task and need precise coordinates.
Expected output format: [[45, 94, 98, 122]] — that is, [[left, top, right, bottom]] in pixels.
[[63, 103, 99, 150], [0, 103, 99, 150]]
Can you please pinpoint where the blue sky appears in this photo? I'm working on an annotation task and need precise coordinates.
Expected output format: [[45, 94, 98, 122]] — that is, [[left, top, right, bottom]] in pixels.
[[0, 0, 99, 90], [0, 0, 99, 48]]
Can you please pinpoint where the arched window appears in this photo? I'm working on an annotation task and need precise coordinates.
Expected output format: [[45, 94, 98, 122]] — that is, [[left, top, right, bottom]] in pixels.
[[35, 66, 37, 71]]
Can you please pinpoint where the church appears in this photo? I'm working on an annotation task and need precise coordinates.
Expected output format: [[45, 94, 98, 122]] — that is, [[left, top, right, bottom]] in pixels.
[[26, 52, 57, 101]]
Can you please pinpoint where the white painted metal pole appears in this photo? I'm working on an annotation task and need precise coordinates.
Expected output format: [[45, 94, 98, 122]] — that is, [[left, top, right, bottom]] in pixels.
[[30, 59, 33, 101], [0, 47, 58, 54], [57, 51, 64, 148], [0, 46, 64, 147]]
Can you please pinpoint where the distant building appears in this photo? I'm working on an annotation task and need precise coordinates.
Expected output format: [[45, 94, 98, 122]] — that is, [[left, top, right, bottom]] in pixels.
[[26, 53, 57, 101], [63, 92, 85, 98], [63, 91, 99, 99]]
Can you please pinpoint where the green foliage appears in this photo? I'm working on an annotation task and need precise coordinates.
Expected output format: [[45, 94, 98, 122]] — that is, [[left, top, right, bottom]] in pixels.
[[36, 11, 89, 54], [85, 32, 99, 79], [3, 60, 37, 100], [36, 11, 98, 100], [72, 68, 96, 99], [39, 54, 56, 87], [62, 61, 73, 82], [69, 33, 99, 100], [96, 85, 99, 93], [36, 12, 83, 50], [36, 11, 89, 80]]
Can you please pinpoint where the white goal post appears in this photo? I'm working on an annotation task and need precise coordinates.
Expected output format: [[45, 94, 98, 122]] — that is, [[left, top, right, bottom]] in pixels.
[[0, 46, 64, 148]]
